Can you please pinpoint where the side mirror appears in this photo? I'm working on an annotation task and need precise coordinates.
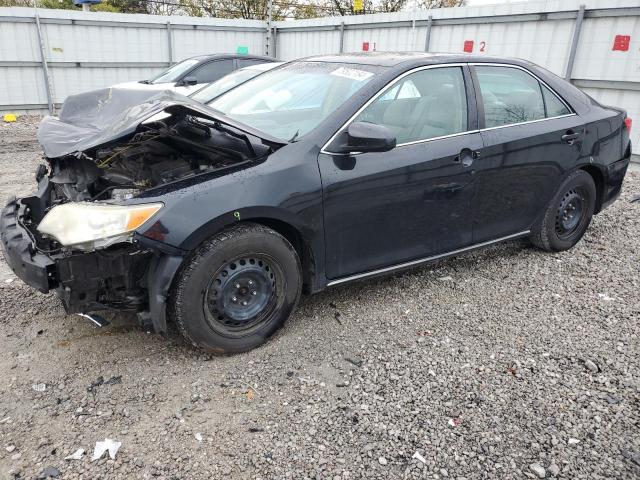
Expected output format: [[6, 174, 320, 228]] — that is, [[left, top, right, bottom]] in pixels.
[[328, 121, 396, 154], [180, 76, 197, 86]]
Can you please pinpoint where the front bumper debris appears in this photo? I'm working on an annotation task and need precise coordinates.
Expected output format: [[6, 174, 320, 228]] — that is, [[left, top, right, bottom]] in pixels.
[[1, 193, 152, 314], [0, 197, 56, 293]]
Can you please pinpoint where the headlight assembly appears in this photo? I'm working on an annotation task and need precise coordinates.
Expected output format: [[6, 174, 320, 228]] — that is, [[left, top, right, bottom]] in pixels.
[[37, 202, 163, 250]]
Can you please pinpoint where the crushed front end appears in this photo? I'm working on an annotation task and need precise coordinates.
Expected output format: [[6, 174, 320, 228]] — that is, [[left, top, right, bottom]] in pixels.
[[0, 88, 277, 331], [1, 187, 152, 314]]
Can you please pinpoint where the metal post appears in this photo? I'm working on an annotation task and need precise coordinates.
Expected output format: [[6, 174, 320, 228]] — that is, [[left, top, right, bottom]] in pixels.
[[272, 26, 278, 59], [424, 15, 432, 52], [565, 4, 585, 81], [265, 0, 273, 56], [166, 21, 173, 64], [33, 7, 54, 114], [339, 21, 345, 53]]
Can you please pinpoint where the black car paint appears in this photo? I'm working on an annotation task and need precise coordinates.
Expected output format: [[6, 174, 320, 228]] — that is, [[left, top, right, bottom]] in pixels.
[[1, 53, 631, 333]]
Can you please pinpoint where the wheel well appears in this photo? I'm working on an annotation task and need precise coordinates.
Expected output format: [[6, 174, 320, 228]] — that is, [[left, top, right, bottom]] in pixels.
[[247, 218, 316, 294], [579, 165, 605, 214]]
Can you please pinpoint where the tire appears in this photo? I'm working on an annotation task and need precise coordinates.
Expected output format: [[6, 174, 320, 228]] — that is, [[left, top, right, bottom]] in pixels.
[[530, 170, 596, 252], [169, 223, 302, 354]]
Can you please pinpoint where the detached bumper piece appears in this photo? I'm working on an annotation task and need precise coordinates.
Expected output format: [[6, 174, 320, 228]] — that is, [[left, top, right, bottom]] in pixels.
[[0, 197, 56, 293], [1, 197, 151, 314]]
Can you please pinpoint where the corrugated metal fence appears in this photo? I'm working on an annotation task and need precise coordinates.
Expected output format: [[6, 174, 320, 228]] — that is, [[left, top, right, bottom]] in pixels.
[[0, 8, 266, 111], [1, 0, 639, 153]]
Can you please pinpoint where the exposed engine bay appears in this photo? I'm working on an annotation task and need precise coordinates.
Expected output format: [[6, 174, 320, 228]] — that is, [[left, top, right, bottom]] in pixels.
[[0, 95, 279, 323], [47, 113, 271, 203]]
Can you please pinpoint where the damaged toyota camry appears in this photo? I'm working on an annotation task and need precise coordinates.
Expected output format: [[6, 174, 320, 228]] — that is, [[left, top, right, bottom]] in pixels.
[[1, 53, 632, 353]]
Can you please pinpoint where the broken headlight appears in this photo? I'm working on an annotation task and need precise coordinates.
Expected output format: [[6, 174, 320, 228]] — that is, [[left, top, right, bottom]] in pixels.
[[37, 202, 163, 250]]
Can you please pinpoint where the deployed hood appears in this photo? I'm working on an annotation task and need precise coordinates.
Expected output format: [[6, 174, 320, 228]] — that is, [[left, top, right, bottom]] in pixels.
[[37, 87, 283, 158]]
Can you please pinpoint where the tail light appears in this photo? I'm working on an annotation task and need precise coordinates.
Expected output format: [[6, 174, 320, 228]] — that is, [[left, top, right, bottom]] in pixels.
[[624, 117, 632, 133]]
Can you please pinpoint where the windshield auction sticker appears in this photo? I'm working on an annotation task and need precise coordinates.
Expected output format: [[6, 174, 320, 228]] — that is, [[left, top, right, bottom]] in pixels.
[[330, 67, 374, 81]]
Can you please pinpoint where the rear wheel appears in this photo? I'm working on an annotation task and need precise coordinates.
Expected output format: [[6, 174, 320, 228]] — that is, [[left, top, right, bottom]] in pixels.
[[530, 170, 596, 252], [170, 223, 302, 354]]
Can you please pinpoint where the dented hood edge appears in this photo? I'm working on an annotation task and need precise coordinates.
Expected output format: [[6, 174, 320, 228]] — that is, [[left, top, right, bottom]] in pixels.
[[37, 87, 285, 159]]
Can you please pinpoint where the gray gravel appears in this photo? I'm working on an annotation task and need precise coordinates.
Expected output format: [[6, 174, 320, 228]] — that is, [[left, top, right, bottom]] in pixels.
[[0, 116, 639, 479]]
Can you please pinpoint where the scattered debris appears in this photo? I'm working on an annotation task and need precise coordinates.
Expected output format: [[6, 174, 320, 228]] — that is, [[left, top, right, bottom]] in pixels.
[[3, 114, 17, 123], [245, 388, 255, 401], [65, 448, 85, 460], [87, 375, 122, 392], [194, 433, 203, 442], [4, 278, 14, 284], [248, 426, 264, 433], [568, 438, 580, 445], [36, 467, 61, 479], [344, 357, 363, 367], [333, 311, 342, 325], [32, 383, 46, 392], [529, 463, 546, 478], [5, 445, 16, 453], [91, 438, 121, 461], [412, 451, 427, 464], [11, 453, 21, 460], [583, 359, 599, 373], [597, 293, 613, 301], [378, 456, 388, 465], [621, 449, 640, 466], [437, 276, 453, 282], [336, 381, 350, 387], [448, 417, 461, 427]]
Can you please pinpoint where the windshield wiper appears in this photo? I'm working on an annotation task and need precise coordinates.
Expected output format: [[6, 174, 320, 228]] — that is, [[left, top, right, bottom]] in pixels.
[[138, 80, 152, 85], [288, 130, 300, 142]]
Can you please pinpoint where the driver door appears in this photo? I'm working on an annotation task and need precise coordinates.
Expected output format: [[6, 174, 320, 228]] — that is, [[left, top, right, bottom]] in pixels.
[[319, 65, 482, 280]]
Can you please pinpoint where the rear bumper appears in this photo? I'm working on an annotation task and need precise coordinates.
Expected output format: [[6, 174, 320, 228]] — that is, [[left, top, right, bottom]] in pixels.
[[0, 197, 56, 293], [601, 148, 631, 211]]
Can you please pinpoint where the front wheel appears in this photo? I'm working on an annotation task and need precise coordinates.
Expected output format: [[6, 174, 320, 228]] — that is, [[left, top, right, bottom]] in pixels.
[[169, 223, 302, 354], [530, 170, 596, 252]]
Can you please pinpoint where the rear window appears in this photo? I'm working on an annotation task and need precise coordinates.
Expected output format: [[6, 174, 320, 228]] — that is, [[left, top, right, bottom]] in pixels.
[[475, 66, 570, 128]]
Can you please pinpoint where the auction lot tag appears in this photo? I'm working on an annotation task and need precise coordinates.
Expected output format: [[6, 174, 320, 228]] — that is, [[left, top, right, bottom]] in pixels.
[[330, 66, 373, 81]]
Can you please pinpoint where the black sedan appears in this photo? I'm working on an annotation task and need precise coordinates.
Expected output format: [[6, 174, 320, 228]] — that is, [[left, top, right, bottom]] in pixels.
[[0, 53, 632, 353]]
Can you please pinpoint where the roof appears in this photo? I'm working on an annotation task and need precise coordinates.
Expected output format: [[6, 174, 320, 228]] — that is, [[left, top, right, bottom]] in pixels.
[[188, 53, 276, 62], [303, 52, 534, 68]]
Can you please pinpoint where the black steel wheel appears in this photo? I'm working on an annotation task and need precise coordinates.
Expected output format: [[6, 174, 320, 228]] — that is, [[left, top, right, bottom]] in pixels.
[[530, 170, 596, 252], [170, 223, 302, 354], [204, 255, 279, 337]]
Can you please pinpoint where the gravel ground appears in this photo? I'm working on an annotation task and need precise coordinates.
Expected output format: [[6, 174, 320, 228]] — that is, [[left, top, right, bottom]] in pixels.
[[0, 116, 639, 480]]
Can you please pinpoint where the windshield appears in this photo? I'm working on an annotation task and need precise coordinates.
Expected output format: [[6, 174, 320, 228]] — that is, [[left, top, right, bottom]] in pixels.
[[209, 62, 382, 141], [190, 69, 261, 104], [149, 58, 199, 84]]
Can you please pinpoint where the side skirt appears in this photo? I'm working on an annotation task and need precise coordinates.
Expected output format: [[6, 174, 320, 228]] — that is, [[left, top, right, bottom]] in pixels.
[[326, 230, 531, 287]]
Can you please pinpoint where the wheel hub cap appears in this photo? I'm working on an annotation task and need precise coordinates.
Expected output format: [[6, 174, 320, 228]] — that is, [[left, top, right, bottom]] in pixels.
[[556, 189, 584, 237], [206, 257, 275, 329]]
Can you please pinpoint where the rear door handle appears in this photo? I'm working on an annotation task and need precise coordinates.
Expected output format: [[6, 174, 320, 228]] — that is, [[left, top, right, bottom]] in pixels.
[[561, 131, 581, 144]]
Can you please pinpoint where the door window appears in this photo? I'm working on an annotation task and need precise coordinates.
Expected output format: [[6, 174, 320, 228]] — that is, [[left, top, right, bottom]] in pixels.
[[190, 59, 235, 84], [541, 84, 571, 117], [475, 66, 571, 128], [355, 67, 468, 145]]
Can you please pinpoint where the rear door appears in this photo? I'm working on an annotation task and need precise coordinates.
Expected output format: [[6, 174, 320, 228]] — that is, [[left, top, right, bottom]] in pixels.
[[320, 65, 483, 280], [469, 64, 586, 242]]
